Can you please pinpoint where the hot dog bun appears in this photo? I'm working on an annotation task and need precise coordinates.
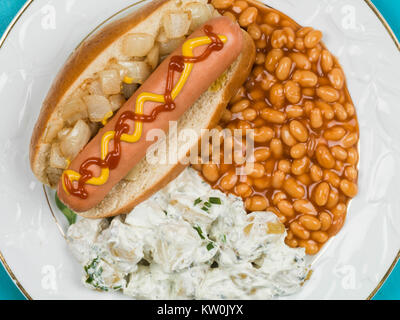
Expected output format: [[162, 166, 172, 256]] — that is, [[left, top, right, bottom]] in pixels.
[[30, 0, 255, 218]]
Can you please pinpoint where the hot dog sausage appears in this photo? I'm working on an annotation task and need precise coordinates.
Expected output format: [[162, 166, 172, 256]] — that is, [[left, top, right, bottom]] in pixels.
[[57, 17, 244, 212]]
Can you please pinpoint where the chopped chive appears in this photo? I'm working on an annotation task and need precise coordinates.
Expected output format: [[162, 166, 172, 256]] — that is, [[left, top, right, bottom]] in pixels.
[[209, 197, 221, 205], [193, 226, 205, 239], [55, 193, 77, 225], [163, 210, 168, 215], [221, 234, 227, 243], [207, 242, 214, 251], [194, 198, 202, 205], [201, 206, 209, 212], [204, 202, 211, 208]]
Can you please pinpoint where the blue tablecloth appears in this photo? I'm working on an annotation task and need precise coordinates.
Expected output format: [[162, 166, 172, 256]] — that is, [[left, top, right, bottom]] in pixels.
[[0, 0, 399, 300]]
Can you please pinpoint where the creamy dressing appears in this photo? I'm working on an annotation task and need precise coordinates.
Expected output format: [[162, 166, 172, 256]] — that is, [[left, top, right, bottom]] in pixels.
[[67, 168, 309, 299]]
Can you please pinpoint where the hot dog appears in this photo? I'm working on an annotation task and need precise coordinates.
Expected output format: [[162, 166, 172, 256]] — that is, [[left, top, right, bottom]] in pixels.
[[57, 17, 243, 212], [30, 0, 255, 218]]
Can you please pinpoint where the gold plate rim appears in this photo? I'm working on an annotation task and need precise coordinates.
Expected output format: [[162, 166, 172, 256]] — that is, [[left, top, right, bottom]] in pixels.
[[0, 0, 399, 300]]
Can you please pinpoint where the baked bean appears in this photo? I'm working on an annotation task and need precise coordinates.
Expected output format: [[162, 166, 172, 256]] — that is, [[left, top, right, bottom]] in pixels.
[[299, 215, 321, 231], [276, 57, 292, 81], [281, 125, 297, 146], [231, 86, 245, 103], [271, 29, 287, 49], [265, 49, 284, 72], [314, 181, 330, 206], [223, 11, 237, 22], [272, 170, 285, 188], [260, 74, 277, 91], [286, 105, 304, 118], [304, 101, 314, 115], [261, 108, 286, 124], [285, 238, 298, 248], [328, 68, 345, 90], [310, 164, 323, 182], [277, 200, 295, 217], [270, 138, 283, 158], [211, 0, 234, 9], [323, 126, 346, 141], [231, 0, 248, 14], [239, 7, 258, 27], [310, 108, 323, 128], [284, 80, 301, 104], [242, 107, 257, 121], [265, 12, 280, 25], [345, 103, 355, 117], [324, 170, 341, 188], [236, 120, 252, 135], [290, 222, 310, 240], [253, 127, 273, 143], [342, 132, 359, 148], [311, 231, 329, 243], [298, 239, 319, 254], [344, 166, 358, 181], [292, 70, 318, 87], [331, 146, 348, 161], [295, 37, 305, 51], [221, 109, 232, 122], [347, 148, 358, 165], [291, 156, 310, 176], [255, 52, 265, 65], [254, 147, 271, 162], [259, 23, 274, 35], [245, 195, 268, 211], [332, 104, 347, 121], [334, 160, 344, 171], [321, 50, 334, 73], [290, 143, 306, 159], [252, 65, 264, 77], [316, 145, 335, 169], [231, 99, 250, 113], [319, 212, 332, 231], [296, 27, 313, 37], [264, 159, 276, 174], [307, 44, 322, 62], [297, 174, 312, 186], [269, 83, 286, 107], [303, 88, 315, 97], [290, 52, 311, 70], [289, 120, 308, 142], [249, 88, 265, 101], [278, 159, 291, 173], [304, 30, 322, 48], [202, 164, 219, 182], [253, 177, 270, 189], [272, 191, 287, 205], [316, 86, 340, 103], [282, 27, 295, 50], [235, 183, 252, 197], [220, 172, 238, 190], [316, 101, 334, 120], [248, 24, 262, 40], [340, 179, 358, 198], [283, 177, 305, 198], [247, 163, 265, 178]]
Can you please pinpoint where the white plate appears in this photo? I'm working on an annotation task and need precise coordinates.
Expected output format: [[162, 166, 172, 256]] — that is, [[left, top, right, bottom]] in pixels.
[[0, 0, 399, 300]]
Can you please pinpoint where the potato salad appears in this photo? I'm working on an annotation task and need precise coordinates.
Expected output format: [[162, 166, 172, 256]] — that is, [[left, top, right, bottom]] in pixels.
[[67, 168, 309, 299]]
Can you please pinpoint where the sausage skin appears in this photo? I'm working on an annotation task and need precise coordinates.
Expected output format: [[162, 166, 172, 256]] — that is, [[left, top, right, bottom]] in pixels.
[[57, 17, 243, 212]]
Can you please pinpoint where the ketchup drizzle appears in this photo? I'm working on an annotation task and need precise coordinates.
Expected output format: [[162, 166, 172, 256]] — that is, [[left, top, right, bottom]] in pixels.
[[64, 25, 224, 199]]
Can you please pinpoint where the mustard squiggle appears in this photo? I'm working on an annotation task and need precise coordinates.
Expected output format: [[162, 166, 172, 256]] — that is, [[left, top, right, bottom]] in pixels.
[[62, 35, 227, 194]]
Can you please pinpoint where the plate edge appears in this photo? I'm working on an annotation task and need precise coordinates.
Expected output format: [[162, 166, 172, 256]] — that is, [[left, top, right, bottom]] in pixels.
[[0, 0, 398, 300]]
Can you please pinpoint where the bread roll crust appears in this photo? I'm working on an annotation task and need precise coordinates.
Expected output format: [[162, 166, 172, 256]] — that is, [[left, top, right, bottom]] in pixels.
[[29, 0, 255, 218]]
